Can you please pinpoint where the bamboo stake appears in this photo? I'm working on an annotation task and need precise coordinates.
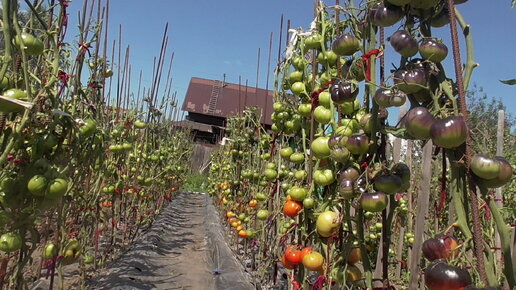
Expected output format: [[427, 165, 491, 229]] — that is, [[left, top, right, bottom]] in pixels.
[[264, 32, 273, 124], [408, 140, 433, 288]]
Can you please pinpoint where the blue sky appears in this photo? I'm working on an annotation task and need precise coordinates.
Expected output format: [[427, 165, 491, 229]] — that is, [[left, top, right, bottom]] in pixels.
[[62, 0, 515, 121]]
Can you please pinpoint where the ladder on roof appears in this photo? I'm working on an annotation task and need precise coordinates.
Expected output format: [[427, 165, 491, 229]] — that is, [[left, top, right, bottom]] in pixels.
[[208, 77, 225, 114]]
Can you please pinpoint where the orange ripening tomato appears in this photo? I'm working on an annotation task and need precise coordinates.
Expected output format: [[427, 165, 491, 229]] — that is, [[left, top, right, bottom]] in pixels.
[[238, 230, 247, 238], [248, 199, 258, 207], [299, 247, 313, 261], [302, 251, 324, 271], [283, 200, 302, 218]]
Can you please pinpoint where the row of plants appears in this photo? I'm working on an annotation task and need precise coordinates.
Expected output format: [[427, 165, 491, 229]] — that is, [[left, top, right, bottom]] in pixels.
[[208, 0, 514, 289], [0, 1, 192, 288]]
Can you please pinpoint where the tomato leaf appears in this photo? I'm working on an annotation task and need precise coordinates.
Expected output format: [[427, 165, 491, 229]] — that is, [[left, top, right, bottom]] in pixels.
[[512, 0, 516, 8], [500, 79, 516, 85]]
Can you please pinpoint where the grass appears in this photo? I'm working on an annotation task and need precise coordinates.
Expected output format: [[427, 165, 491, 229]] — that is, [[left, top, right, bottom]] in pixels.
[[180, 172, 208, 192]]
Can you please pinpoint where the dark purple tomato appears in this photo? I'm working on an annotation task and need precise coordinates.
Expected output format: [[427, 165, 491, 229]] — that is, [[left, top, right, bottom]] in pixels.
[[464, 286, 500, 290], [419, 38, 448, 63], [328, 135, 343, 149], [389, 30, 419, 58], [359, 113, 373, 134], [392, 163, 411, 192], [332, 34, 361, 56], [430, 116, 467, 149], [479, 157, 513, 188], [360, 192, 388, 212], [330, 80, 359, 104], [338, 167, 361, 181], [344, 134, 370, 155], [424, 260, 472, 290], [471, 154, 501, 180], [374, 174, 402, 194], [422, 234, 459, 261], [389, 90, 407, 107], [369, 2, 404, 27], [404, 107, 436, 140], [330, 147, 351, 164], [374, 88, 407, 107], [355, 177, 367, 194], [393, 68, 428, 94], [410, 0, 440, 9], [374, 88, 392, 107], [338, 178, 356, 199], [386, 0, 411, 5]]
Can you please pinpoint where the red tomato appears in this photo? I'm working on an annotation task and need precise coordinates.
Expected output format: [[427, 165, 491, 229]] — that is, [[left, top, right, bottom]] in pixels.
[[281, 254, 296, 270], [283, 201, 302, 218]]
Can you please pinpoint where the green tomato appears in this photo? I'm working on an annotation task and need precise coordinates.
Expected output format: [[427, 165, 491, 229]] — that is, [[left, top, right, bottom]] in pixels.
[[0, 76, 12, 91], [83, 254, 94, 264], [305, 33, 322, 50], [311, 136, 331, 159], [0, 232, 22, 253], [134, 120, 147, 129], [43, 242, 58, 259], [257, 209, 270, 220], [266, 162, 277, 170], [14, 33, 44, 55], [255, 192, 268, 201], [0, 88, 28, 113], [264, 169, 277, 181], [317, 50, 338, 66], [273, 102, 285, 113], [290, 82, 306, 96], [280, 147, 294, 160], [61, 238, 81, 265], [289, 71, 304, 84], [79, 119, 97, 137], [318, 91, 331, 108], [28, 175, 48, 197], [302, 197, 315, 209], [298, 103, 312, 118], [313, 169, 335, 186], [294, 170, 307, 181], [292, 55, 307, 70], [105, 69, 114, 78], [289, 152, 305, 164], [288, 186, 308, 201], [46, 178, 68, 199], [314, 106, 332, 124], [341, 98, 361, 115]]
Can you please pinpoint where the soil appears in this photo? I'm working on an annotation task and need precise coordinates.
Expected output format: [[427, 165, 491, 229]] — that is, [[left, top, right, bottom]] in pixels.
[[32, 192, 255, 290]]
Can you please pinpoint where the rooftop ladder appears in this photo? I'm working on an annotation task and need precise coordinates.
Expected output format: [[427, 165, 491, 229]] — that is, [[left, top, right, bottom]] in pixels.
[[208, 79, 224, 114]]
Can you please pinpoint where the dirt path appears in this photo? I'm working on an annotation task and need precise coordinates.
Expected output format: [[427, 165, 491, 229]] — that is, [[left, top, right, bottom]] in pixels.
[[88, 192, 254, 290]]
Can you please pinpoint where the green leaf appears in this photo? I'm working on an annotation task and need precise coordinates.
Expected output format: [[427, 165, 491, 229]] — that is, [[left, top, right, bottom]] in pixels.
[[512, 0, 516, 8], [500, 79, 516, 85]]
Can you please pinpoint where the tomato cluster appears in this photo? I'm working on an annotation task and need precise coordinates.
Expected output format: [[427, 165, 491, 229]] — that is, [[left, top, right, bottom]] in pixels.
[[0, 2, 194, 288], [208, 0, 513, 289]]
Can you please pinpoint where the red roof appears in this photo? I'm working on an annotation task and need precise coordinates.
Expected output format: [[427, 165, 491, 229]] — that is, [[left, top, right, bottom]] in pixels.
[[181, 77, 274, 125]]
